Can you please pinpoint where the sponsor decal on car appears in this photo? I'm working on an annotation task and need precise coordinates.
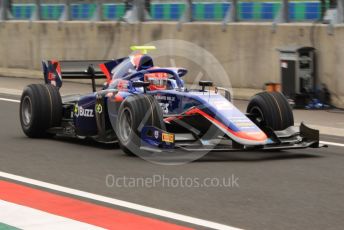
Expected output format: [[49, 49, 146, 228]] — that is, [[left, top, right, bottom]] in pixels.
[[95, 104, 103, 114], [74, 104, 94, 118], [154, 130, 159, 139], [159, 103, 169, 114], [162, 133, 174, 143], [212, 100, 234, 110]]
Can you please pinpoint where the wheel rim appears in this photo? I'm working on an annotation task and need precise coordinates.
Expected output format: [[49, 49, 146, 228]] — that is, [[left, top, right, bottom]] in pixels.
[[118, 108, 133, 144], [21, 96, 32, 126], [250, 106, 264, 125]]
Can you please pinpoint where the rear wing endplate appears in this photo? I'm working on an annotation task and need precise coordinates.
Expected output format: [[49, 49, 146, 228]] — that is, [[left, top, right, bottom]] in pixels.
[[42, 59, 126, 92]]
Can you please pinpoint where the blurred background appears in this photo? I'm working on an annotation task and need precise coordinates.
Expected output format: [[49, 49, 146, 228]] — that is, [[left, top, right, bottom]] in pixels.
[[0, 0, 343, 109], [0, 0, 338, 22]]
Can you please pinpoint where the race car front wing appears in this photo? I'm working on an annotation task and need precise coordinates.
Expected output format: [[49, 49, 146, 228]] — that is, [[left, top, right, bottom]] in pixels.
[[140, 123, 325, 153]]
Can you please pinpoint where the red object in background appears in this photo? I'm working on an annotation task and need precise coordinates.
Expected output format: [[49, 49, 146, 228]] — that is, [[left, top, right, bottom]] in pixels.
[[265, 82, 281, 92]]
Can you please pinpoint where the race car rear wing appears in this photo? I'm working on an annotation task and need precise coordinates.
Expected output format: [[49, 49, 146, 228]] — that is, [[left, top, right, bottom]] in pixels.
[[42, 59, 126, 92]]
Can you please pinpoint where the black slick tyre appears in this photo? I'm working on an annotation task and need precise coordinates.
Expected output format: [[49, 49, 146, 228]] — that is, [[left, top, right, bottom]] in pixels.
[[115, 94, 165, 156], [20, 84, 62, 138], [247, 92, 294, 131]]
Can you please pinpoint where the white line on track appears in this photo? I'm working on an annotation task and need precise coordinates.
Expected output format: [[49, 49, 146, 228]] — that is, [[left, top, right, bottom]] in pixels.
[[320, 141, 344, 148], [0, 97, 20, 103], [0, 172, 242, 230]]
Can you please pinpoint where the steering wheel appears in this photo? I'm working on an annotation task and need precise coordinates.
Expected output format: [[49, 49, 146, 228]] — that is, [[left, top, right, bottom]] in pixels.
[[122, 68, 184, 90]]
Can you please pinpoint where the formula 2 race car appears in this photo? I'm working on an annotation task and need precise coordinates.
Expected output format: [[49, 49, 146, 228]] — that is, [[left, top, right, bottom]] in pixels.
[[20, 46, 323, 157]]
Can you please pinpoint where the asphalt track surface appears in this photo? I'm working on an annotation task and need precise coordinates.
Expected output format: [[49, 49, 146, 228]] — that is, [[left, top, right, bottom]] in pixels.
[[0, 79, 344, 229]]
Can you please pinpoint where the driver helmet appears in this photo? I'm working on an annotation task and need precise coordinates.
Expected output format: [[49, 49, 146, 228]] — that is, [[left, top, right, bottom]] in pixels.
[[132, 54, 168, 91], [144, 69, 168, 91]]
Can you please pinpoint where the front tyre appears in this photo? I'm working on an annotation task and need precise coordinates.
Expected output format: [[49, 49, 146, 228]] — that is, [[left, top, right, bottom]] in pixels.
[[115, 94, 165, 156], [247, 92, 294, 131], [20, 84, 62, 138]]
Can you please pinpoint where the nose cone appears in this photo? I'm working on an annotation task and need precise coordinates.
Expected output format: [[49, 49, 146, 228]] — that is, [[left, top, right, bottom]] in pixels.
[[232, 130, 268, 143]]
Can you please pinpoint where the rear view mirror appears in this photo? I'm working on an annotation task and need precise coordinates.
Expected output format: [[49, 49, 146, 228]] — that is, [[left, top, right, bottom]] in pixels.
[[132, 81, 150, 88], [199, 81, 213, 92], [199, 81, 213, 87]]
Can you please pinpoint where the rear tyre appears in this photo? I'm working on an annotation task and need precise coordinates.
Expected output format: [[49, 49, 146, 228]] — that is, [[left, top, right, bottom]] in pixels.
[[247, 92, 294, 131], [115, 94, 165, 156], [20, 84, 62, 138]]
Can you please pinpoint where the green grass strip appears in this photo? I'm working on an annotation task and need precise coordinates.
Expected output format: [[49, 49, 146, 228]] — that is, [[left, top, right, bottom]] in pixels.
[[0, 223, 21, 230]]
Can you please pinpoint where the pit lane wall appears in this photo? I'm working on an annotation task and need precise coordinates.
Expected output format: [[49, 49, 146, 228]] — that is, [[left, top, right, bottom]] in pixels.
[[0, 21, 343, 108]]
